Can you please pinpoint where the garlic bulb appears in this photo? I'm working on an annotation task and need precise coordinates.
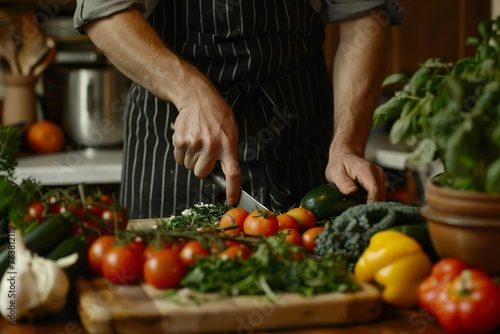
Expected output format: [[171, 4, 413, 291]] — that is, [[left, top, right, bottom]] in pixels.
[[0, 229, 78, 320]]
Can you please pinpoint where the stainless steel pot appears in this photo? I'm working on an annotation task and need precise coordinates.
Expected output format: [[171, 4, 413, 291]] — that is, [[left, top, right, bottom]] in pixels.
[[60, 65, 130, 148]]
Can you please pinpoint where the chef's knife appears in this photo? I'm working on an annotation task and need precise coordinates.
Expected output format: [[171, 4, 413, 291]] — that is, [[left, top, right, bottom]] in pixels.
[[207, 172, 268, 212]]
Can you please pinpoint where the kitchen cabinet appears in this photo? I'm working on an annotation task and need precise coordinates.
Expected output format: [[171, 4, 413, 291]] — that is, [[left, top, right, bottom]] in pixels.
[[323, 0, 492, 85]]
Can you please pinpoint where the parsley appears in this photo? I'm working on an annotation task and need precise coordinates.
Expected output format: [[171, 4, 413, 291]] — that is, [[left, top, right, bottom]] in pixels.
[[181, 236, 360, 299], [164, 202, 229, 231]]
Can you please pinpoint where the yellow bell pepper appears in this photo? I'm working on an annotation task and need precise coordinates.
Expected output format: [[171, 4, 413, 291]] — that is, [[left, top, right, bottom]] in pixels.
[[354, 230, 432, 308]]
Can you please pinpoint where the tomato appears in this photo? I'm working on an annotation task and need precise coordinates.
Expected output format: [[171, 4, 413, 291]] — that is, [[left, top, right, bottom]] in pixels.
[[243, 209, 279, 237], [102, 242, 144, 284], [218, 208, 249, 234], [282, 228, 302, 246], [87, 235, 115, 275], [432, 269, 500, 333], [178, 240, 210, 266], [99, 193, 113, 204], [419, 258, 472, 316], [143, 248, 186, 289], [101, 208, 128, 232], [217, 244, 251, 261], [286, 207, 316, 231], [25, 200, 45, 223], [276, 213, 300, 233], [301, 226, 324, 252]]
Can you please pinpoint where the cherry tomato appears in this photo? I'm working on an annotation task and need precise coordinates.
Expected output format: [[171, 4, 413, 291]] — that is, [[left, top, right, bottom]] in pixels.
[[87, 235, 115, 275], [178, 240, 210, 266], [143, 249, 186, 289], [217, 244, 251, 261], [101, 208, 128, 232], [243, 209, 279, 237], [25, 200, 45, 223], [301, 226, 324, 252], [102, 242, 144, 284], [99, 193, 113, 204], [218, 208, 249, 234], [276, 213, 300, 233], [286, 207, 316, 231], [282, 228, 302, 246]]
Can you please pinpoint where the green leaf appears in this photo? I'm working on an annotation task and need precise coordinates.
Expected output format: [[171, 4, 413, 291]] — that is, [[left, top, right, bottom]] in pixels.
[[408, 66, 431, 95], [389, 116, 412, 144], [486, 158, 500, 193], [373, 96, 405, 128], [381, 73, 409, 87], [405, 138, 437, 168]]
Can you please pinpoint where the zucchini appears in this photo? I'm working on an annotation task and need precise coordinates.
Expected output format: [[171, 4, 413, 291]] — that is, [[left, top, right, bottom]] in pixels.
[[0, 215, 73, 274], [299, 183, 367, 222], [47, 236, 89, 277]]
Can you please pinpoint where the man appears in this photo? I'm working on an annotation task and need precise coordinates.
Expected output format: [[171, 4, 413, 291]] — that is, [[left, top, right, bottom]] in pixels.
[[74, 0, 401, 219]]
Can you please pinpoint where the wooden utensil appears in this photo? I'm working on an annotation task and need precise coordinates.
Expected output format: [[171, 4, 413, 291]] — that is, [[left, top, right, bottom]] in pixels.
[[0, 13, 20, 76], [31, 37, 56, 77], [17, 15, 50, 76]]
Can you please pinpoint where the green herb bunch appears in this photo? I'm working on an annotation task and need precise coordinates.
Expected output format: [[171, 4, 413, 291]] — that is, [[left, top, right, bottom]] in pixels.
[[374, 17, 500, 193], [0, 125, 41, 242], [181, 236, 359, 299]]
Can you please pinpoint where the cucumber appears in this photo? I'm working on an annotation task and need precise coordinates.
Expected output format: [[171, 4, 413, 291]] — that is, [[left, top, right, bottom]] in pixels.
[[47, 236, 89, 277], [299, 183, 367, 222], [0, 216, 73, 274]]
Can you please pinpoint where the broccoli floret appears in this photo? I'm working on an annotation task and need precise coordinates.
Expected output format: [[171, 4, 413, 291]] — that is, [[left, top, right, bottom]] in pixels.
[[314, 202, 425, 271]]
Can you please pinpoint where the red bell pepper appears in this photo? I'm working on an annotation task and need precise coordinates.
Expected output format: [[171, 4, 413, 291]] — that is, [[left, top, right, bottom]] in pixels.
[[418, 258, 500, 333]]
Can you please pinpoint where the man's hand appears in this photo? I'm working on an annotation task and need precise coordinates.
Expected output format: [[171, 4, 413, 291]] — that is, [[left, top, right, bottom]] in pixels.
[[325, 153, 386, 203], [172, 78, 241, 206]]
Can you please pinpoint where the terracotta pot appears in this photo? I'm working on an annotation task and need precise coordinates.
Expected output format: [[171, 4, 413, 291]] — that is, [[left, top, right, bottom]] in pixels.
[[425, 178, 500, 217], [421, 178, 500, 276]]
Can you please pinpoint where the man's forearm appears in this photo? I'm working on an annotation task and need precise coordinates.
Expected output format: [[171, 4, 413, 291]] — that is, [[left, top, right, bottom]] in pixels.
[[330, 9, 391, 157], [83, 8, 210, 109]]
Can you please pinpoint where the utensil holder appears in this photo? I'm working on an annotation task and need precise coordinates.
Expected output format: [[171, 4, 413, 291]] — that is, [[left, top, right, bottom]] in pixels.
[[1, 74, 37, 133]]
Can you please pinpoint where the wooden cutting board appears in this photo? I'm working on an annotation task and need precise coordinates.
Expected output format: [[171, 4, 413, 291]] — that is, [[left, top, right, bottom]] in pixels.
[[76, 277, 382, 334], [76, 219, 383, 334]]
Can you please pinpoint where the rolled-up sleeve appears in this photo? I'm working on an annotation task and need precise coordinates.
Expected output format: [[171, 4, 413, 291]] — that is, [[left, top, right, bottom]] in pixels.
[[73, 0, 146, 33], [324, 0, 403, 25]]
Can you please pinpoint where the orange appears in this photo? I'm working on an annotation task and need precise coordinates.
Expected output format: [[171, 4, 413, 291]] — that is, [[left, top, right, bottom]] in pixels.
[[26, 120, 65, 153]]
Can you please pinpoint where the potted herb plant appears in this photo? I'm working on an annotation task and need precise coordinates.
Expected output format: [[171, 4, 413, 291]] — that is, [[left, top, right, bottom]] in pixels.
[[373, 17, 500, 275]]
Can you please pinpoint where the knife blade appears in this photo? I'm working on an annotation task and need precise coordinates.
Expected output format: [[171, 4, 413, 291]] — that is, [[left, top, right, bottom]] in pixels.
[[207, 172, 268, 212]]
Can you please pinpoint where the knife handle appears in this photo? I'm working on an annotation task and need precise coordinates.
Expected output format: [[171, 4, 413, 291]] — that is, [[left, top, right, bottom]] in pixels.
[[206, 171, 227, 191]]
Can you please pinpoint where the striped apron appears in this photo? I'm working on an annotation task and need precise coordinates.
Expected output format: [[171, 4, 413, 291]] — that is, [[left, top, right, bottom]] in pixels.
[[120, 0, 334, 219]]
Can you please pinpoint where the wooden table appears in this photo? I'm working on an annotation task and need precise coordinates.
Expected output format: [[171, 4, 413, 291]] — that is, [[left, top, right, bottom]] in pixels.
[[0, 304, 452, 334]]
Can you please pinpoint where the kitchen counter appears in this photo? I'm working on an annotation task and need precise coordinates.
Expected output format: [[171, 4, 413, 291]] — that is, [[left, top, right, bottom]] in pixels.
[[0, 305, 452, 334], [14, 148, 122, 186]]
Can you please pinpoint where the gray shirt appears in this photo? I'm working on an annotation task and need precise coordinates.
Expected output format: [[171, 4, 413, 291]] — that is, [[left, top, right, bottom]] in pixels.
[[73, 0, 402, 33]]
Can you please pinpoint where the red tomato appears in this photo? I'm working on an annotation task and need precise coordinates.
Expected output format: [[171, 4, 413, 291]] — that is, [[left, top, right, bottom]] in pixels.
[[243, 209, 279, 237], [432, 269, 500, 333], [99, 193, 113, 204], [25, 200, 45, 223], [276, 214, 300, 233], [178, 240, 210, 266], [218, 208, 249, 234], [101, 208, 128, 232], [301, 226, 324, 252], [282, 228, 302, 246], [143, 249, 186, 289], [286, 207, 316, 231], [102, 243, 144, 284], [217, 244, 251, 261], [87, 235, 115, 275]]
